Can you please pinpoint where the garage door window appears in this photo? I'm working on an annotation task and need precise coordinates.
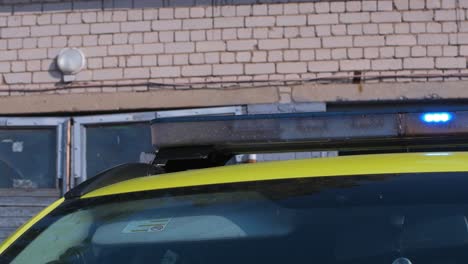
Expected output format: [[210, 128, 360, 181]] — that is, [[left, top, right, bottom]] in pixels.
[[0, 128, 57, 189]]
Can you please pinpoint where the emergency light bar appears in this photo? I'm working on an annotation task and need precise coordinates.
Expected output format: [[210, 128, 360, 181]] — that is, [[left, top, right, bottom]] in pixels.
[[151, 111, 468, 159]]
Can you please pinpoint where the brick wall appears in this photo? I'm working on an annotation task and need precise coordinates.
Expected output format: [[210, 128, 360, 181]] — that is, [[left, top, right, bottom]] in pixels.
[[0, 0, 468, 102]]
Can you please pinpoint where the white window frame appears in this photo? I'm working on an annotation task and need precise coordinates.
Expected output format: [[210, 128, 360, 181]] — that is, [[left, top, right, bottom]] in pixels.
[[0, 117, 70, 193]]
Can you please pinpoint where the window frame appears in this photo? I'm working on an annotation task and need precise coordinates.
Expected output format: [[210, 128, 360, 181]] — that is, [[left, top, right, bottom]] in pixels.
[[0, 117, 70, 193]]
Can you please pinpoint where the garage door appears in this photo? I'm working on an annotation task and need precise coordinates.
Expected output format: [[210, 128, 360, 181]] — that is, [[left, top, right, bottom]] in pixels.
[[0, 118, 68, 242]]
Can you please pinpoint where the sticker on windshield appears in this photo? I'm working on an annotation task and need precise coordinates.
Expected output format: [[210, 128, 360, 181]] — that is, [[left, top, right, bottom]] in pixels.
[[122, 218, 171, 234]]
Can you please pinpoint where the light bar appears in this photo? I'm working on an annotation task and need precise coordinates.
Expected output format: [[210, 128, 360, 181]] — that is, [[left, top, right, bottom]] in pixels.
[[421, 112, 453, 123], [152, 113, 397, 149], [403, 112, 468, 136], [151, 111, 468, 156]]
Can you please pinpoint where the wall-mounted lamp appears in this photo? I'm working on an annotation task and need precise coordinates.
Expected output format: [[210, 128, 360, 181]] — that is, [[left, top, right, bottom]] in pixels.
[[57, 48, 86, 82]]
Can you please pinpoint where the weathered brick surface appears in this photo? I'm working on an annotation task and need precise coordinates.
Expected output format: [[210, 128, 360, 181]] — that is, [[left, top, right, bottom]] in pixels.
[[245, 63, 275, 74], [4, 72, 32, 84], [90, 23, 120, 34], [181, 65, 212, 76], [0, 0, 466, 96], [196, 41, 225, 52], [124, 67, 150, 78], [227, 40, 257, 51], [11, 63, 27, 73], [151, 66, 180, 77], [404, 57, 435, 69], [213, 63, 243, 75], [354, 36, 385, 46], [277, 62, 307, 73], [340, 59, 371, 70], [32, 71, 61, 83], [435, 57, 467, 68], [92, 68, 123, 80], [371, 59, 403, 70], [309, 61, 339, 72]]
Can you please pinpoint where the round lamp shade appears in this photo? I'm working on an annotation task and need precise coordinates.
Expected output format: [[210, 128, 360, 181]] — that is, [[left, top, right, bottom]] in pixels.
[[57, 48, 86, 75]]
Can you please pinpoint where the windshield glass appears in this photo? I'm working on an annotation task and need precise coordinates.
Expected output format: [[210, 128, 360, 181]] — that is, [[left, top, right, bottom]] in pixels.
[[3, 172, 468, 264]]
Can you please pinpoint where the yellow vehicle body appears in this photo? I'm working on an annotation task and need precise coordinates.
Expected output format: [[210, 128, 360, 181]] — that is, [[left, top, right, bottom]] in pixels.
[[2, 152, 468, 255]]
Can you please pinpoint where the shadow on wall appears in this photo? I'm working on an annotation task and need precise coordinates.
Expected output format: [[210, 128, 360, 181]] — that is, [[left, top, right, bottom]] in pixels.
[[0, 0, 319, 14], [48, 62, 61, 82]]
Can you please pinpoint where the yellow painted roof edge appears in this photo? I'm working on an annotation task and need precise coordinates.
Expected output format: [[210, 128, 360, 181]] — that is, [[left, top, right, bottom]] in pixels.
[[84, 152, 468, 199], [0, 198, 64, 256]]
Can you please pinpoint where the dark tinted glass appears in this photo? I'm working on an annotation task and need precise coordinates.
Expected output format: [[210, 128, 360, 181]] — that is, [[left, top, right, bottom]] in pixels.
[[0, 129, 56, 189], [85, 123, 153, 178], [4, 172, 468, 264]]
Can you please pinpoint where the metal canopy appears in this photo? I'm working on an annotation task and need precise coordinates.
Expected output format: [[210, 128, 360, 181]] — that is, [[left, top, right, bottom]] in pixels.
[[151, 111, 468, 160]]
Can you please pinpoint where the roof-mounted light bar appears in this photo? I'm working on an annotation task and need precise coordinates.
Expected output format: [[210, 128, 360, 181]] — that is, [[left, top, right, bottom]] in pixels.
[[421, 112, 453, 123], [151, 111, 468, 159]]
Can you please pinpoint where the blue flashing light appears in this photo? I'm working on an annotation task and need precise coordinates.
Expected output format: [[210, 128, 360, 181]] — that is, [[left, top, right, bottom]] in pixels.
[[421, 112, 453, 123]]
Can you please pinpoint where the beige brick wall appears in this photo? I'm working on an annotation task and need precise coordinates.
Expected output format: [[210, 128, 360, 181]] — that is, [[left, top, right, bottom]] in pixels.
[[0, 0, 468, 103]]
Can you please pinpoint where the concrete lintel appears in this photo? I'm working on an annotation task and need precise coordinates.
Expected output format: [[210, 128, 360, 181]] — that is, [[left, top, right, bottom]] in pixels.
[[247, 102, 326, 114], [0, 87, 279, 115], [292, 81, 468, 102]]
